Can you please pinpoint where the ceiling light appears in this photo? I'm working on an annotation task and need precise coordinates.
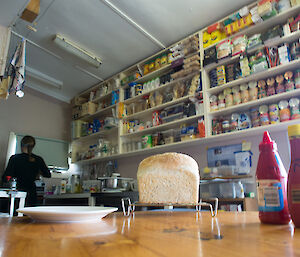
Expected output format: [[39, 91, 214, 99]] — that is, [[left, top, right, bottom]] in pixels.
[[26, 66, 63, 89], [53, 34, 102, 68]]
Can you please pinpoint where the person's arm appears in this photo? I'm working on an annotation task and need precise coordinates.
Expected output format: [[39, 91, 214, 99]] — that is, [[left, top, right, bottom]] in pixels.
[[2, 156, 16, 182], [38, 157, 51, 178]]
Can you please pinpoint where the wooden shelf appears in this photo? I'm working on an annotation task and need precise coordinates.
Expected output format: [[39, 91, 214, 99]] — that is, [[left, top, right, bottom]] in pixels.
[[121, 113, 204, 138], [203, 4, 300, 52], [209, 88, 300, 116], [207, 59, 300, 95]]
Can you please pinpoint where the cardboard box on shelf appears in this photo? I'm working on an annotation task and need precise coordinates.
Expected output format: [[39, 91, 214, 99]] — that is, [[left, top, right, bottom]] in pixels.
[[81, 102, 97, 116]]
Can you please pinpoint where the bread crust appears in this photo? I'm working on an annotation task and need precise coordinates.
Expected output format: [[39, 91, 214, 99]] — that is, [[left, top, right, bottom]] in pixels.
[[137, 152, 200, 204]]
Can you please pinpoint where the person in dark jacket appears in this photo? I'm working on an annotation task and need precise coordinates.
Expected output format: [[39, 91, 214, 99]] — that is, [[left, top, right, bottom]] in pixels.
[[2, 135, 51, 206]]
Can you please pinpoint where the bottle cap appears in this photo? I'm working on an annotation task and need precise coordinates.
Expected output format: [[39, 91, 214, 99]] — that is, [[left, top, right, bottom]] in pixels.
[[288, 124, 300, 137], [259, 131, 276, 151]]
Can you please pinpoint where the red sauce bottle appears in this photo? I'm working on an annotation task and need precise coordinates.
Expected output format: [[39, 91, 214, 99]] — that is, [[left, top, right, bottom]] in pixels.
[[256, 131, 291, 224], [287, 124, 300, 227]]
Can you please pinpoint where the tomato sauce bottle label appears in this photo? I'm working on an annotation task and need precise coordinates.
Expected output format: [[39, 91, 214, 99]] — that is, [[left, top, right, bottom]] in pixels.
[[257, 180, 284, 212]]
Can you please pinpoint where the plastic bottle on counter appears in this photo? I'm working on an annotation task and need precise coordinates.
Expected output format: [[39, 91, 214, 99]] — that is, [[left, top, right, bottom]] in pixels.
[[287, 125, 300, 227], [256, 131, 291, 225]]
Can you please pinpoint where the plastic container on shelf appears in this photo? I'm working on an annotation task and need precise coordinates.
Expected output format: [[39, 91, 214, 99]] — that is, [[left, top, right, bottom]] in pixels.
[[162, 129, 175, 144], [200, 183, 210, 198], [235, 181, 245, 198], [219, 182, 236, 198], [161, 113, 183, 123], [216, 166, 236, 176], [209, 183, 220, 198]]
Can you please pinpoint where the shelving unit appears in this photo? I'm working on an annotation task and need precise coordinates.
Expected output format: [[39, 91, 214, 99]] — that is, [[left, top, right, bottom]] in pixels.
[[124, 94, 198, 120], [203, 4, 300, 52], [71, 0, 300, 165], [72, 127, 118, 143], [209, 88, 300, 116], [206, 59, 300, 94], [122, 113, 204, 138], [124, 71, 199, 104]]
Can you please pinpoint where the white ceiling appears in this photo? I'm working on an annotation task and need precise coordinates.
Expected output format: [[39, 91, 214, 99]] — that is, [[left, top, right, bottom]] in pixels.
[[1, 0, 253, 102]]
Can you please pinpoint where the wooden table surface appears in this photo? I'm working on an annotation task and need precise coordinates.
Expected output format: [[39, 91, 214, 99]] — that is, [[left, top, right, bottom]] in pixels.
[[0, 211, 299, 257]]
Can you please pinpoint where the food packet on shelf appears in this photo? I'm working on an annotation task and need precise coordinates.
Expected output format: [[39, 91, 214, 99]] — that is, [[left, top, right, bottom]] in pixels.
[[257, 0, 277, 20], [216, 39, 232, 59], [240, 55, 251, 77], [173, 82, 185, 99], [232, 35, 247, 56], [155, 91, 164, 106], [149, 92, 156, 108]]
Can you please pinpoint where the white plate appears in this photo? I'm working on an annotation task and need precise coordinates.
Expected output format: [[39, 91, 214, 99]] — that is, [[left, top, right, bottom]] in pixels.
[[17, 206, 118, 223]]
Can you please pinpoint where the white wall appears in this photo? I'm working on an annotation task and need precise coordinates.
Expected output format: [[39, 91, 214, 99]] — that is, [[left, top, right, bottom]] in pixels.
[[0, 87, 71, 173]]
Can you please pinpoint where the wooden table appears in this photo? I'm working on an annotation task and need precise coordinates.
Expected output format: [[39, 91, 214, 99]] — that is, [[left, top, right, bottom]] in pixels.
[[0, 211, 299, 257]]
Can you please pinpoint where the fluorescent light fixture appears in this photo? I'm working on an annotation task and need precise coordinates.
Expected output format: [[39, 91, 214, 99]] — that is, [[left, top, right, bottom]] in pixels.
[[26, 66, 63, 89], [54, 34, 102, 68]]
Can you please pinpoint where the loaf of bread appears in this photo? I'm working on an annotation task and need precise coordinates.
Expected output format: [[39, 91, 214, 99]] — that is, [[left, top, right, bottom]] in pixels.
[[137, 152, 199, 204]]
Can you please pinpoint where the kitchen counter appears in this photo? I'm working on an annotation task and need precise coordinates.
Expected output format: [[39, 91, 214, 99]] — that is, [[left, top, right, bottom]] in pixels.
[[0, 211, 299, 257], [43, 193, 95, 206]]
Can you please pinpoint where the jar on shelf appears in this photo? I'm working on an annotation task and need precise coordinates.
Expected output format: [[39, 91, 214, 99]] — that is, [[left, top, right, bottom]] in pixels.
[[152, 133, 159, 147], [230, 113, 239, 131], [240, 83, 249, 103], [218, 93, 225, 110], [222, 120, 231, 133], [155, 56, 161, 70], [210, 95, 218, 111], [266, 78, 276, 96], [258, 80, 267, 99], [224, 88, 233, 107], [276, 75, 285, 94], [295, 69, 300, 89], [250, 107, 260, 127], [269, 104, 280, 124], [289, 98, 300, 120], [143, 63, 149, 75], [249, 81, 258, 101], [259, 105, 270, 126], [279, 100, 291, 122], [232, 86, 241, 105], [284, 71, 295, 92], [149, 60, 155, 72], [161, 54, 168, 67]]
